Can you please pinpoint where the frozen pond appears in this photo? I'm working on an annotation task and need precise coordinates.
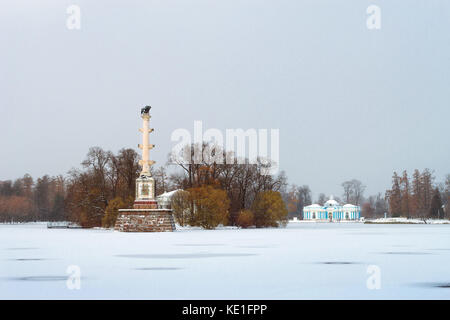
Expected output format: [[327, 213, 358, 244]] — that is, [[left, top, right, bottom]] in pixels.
[[1, 222, 449, 299]]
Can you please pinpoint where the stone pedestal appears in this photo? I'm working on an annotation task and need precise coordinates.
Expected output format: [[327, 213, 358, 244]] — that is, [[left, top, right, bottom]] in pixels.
[[114, 175, 176, 232], [135, 176, 155, 201], [115, 209, 176, 232], [133, 200, 158, 209]]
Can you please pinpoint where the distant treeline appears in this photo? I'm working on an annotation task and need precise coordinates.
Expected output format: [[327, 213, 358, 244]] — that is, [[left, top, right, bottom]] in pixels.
[[1, 144, 448, 226], [0, 144, 288, 228], [0, 174, 64, 223], [385, 169, 448, 219], [284, 170, 449, 220]]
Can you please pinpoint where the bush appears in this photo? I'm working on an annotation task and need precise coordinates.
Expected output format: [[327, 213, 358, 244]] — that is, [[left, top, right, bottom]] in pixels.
[[102, 197, 131, 228], [170, 190, 191, 226], [188, 185, 230, 229], [236, 210, 254, 228], [251, 191, 288, 227]]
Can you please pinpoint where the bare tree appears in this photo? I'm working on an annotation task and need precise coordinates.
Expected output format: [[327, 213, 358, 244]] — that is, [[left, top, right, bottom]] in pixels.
[[154, 166, 169, 195], [317, 193, 326, 205], [341, 179, 366, 205], [342, 181, 353, 203]]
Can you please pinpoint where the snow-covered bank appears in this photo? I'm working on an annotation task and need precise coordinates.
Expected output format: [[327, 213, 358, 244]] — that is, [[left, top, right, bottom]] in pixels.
[[1, 223, 450, 299], [289, 219, 363, 223], [365, 217, 450, 224], [0, 222, 47, 225]]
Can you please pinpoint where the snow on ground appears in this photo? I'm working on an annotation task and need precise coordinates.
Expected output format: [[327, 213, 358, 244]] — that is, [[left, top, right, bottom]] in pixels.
[[1, 222, 450, 299], [365, 217, 450, 224]]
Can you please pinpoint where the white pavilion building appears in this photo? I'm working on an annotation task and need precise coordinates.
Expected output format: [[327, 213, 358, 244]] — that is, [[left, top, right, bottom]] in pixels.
[[303, 196, 361, 222], [156, 189, 183, 209]]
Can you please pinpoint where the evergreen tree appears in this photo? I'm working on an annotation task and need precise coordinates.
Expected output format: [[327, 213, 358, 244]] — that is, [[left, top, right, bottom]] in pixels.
[[428, 188, 444, 219], [411, 169, 422, 217], [421, 168, 434, 215], [34, 175, 51, 221], [50, 193, 65, 221], [400, 170, 411, 218], [445, 174, 450, 219], [387, 171, 402, 217]]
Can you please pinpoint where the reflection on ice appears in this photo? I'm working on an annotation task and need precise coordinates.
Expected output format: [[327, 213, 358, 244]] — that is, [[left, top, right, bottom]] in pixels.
[[237, 245, 272, 248], [381, 252, 431, 255], [415, 282, 450, 289], [174, 244, 225, 247], [134, 267, 183, 271], [8, 276, 67, 282], [116, 253, 257, 259], [318, 261, 360, 265], [11, 258, 46, 261]]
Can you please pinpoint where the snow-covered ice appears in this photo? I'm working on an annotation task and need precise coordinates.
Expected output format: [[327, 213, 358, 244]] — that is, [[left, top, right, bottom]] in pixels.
[[1, 222, 450, 299]]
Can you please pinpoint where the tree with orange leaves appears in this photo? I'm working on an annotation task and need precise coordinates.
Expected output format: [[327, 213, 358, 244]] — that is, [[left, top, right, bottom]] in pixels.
[[188, 185, 229, 229]]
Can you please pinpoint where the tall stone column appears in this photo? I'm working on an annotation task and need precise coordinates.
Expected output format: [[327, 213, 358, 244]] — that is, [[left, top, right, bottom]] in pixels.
[[115, 106, 176, 232], [134, 106, 157, 209], [138, 112, 154, 176]]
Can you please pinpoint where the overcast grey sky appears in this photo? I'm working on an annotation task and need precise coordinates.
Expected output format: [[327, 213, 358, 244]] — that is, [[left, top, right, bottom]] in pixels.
[[1, 0, 449, 199]]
